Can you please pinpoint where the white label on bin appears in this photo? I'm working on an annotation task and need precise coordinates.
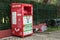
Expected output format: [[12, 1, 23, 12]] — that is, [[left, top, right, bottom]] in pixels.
[[23, 16, 32, 24], [12, 12, 16, 24], [24, 30, 33, 35], [17, 14, 21, 16], [23, 16, 33, 35]]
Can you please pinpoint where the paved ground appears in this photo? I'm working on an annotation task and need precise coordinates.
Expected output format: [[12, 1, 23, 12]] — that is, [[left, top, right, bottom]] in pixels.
[[0, 31, 60, 40]]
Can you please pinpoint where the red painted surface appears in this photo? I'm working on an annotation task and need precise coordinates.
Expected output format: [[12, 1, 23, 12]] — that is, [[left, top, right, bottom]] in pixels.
[[11, 3, 33, 37], [0, 29, 11, 38]]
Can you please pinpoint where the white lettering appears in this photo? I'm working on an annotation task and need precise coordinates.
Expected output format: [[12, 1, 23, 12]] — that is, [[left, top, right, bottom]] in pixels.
[[12, 5, 21, 7]]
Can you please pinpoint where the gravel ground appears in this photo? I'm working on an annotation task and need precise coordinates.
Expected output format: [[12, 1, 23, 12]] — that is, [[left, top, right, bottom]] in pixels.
[[0, 31, 60, 40]]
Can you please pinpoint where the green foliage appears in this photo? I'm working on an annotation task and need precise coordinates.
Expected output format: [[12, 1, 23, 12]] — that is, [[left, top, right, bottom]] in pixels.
[[45, 27, 60, 32], [0, 2, 11, 30]]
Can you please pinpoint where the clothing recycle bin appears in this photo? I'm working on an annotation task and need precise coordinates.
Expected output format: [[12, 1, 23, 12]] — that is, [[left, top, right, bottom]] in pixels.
[[11, 3, 33, 37]]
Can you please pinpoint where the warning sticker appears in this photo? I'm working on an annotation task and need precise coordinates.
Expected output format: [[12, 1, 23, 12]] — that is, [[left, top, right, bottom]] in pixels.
[[23, 16, 33, 35], [12, 12, 16, 24]]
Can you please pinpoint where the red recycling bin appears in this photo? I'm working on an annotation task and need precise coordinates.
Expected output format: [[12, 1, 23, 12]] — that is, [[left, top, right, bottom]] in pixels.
[[11, 3, 33, 37]]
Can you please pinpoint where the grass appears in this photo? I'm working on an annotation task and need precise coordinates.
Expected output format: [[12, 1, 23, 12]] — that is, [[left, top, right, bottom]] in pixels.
[[45, 26, 60, 32]]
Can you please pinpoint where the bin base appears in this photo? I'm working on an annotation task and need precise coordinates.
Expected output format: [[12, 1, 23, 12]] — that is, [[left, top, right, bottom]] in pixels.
[[22, 33, 33, 38], [12, 33, 33, 38]]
